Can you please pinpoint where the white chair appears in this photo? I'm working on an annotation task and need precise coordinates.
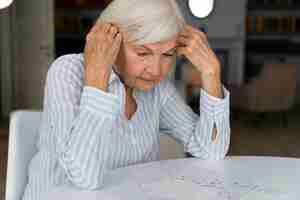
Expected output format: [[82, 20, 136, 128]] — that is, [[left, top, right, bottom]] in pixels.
[[6, 110, 42, 200]]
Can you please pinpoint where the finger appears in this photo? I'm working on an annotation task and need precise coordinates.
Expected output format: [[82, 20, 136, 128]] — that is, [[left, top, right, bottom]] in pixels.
[[111, 33, 122, 51], [86, 24, 101, 40], [111, 34, 122, 58], [194, 31, 209, 48], [183, 29, 209, 51], [97, 23, 107, 33], [196, 35, 210, 51], [178, 29, 190, 38], [89, 24, 99, 34], [178, 35, 203, 52], [182, 26, 196, 37], [196, 45, 210, 59], [179, 43, 208, 58], [184, 25, 207, 42], [103, 23, 112, 33], [184, 24, 196, 31], [177, 46, 191, 57], [177, 35, 190, 46], [114, 32, 122, 43], [177, 32, 190, 46], [201, 35, 211, 49], [184, 24, 200, 35], [178, 32, 210, 56], [109, 25, 120, 38]]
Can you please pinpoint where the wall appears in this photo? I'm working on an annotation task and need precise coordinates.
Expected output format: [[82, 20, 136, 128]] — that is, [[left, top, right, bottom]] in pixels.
[[0, 6, 14, 118], [12, 0, 54, 110], [176, 0, 247, 86], [206, 0, 247, 86]]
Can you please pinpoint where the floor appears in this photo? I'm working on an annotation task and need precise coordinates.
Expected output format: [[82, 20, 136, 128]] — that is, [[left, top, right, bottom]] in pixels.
[[1, 109, 300, 199], [229, 109, 300, 157], [0, 120, 9, 200]]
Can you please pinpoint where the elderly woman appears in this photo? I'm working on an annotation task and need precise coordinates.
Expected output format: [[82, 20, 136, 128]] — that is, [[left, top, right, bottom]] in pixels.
[[22, 0, 230, 199]]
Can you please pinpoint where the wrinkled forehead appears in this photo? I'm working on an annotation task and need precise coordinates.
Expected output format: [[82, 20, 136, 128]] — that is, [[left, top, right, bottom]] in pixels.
[[128, 36, 178, 52]]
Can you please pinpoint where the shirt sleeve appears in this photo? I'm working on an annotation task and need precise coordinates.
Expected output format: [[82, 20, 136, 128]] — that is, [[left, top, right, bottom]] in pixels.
[[159, 80, 231, 160], [43, 55, 121, 189]]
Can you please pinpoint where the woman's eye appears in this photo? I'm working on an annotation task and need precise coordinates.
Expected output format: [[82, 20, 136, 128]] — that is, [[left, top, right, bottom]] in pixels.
[[137, 52, 150, 56], [137, 52, 174, 57]]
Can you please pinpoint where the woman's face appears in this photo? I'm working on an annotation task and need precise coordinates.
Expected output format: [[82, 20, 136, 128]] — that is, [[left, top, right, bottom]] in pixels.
[[115, 36, 177, 91]]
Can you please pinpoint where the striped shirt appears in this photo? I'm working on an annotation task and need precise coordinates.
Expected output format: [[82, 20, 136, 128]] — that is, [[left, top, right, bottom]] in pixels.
[[22, 53, 230, 200]]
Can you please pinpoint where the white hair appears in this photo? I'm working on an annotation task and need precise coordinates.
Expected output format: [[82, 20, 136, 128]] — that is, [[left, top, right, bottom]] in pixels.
[[96, 0, 186, 45]]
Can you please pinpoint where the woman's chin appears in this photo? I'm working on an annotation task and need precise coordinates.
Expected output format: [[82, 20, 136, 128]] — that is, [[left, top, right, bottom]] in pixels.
[[134, 78, 164, 91], [137, 81, 157, 91], [139, 85, 154, 91]]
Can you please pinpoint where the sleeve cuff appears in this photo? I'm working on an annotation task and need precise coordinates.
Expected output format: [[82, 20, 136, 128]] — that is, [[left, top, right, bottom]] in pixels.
[[199, 85, 230, 116], [80, 86, 121, 118]]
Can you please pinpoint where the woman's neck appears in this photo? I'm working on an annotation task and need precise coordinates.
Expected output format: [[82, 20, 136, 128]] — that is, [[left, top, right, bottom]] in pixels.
[[125, 85, 133, 98]]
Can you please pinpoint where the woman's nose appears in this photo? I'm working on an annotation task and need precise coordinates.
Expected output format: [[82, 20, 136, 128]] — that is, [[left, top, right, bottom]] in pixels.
[[147, 57, 161, 77]]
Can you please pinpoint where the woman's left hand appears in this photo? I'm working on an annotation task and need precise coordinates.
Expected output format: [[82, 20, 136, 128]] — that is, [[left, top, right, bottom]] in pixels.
[[176, 24, 223, 98]]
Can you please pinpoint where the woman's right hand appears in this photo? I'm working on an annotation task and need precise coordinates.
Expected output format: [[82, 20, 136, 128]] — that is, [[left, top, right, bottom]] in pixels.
[[84, 23, 122, 91]]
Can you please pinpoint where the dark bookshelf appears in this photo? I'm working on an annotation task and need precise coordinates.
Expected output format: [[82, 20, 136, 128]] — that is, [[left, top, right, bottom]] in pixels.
[[245, 0, 300, 82], [248, 0, 300, 11], [246, 0, 300, 38]]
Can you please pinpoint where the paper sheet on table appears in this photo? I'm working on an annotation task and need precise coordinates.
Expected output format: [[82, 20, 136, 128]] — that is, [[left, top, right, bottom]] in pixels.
[[49, 164, 296, 200], [139, 167, 293, 200], [141, 177, 232, 200]]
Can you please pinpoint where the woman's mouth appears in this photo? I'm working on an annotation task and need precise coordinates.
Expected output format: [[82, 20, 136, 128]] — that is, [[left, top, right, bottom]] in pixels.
[[141, 78, 156, 82]]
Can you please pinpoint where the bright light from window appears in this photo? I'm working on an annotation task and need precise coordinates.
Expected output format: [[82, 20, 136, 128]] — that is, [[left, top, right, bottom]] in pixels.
[[188, 0, 214, 18], [0, 0, 13, 9]]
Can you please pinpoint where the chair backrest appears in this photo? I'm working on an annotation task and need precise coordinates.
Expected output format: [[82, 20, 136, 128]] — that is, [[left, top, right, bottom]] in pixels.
[[239, 63, 297, 112], [6, 110, 42, 200], [253, 63, 297, 111]]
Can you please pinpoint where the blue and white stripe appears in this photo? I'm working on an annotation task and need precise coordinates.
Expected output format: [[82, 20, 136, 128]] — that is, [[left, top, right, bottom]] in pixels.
[[22, 53, 230, 200]]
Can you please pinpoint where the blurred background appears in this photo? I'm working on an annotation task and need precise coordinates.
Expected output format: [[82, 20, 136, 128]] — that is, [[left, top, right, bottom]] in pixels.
[[1, 0, 300, 198]]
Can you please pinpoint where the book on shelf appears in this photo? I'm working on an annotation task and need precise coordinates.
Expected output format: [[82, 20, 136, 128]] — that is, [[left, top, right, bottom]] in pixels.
[[248, 0, 300, 10], [246, 15, 300, 35]]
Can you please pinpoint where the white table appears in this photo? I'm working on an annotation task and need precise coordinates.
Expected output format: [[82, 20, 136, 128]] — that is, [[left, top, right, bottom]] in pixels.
[[45, 156, 300, 200]]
